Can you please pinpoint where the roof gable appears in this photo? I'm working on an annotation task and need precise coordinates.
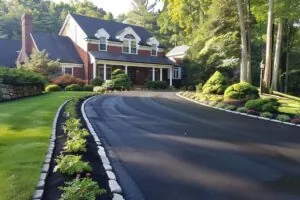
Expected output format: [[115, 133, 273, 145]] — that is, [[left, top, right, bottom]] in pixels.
[[70, 13, 153, 45], [0, 39, 21, 68], [31, 32, 83, 64]]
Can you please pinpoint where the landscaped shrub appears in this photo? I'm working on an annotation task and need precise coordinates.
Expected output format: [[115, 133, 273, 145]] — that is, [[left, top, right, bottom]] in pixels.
[[54, 155, 92, 176], [215, 102, 226, 109], [276, 114, 290, 122], [208, 101, 218, 107], [224, 82, 259, 101], [245, 98, 278, 112], [260, 112, 273, 119], [224, 105, 237, 111], [202, 71, 227, 94], [91, 77, 104, 86], [0, 67, 45, 85], [146, 80, 168, 89], [64, 118, 81, 133], [82, 85, 94, 91], [93, 86, 106, 93], [247, 109, 260, 116], [237, 107, 247, 113], [65, 84, 83, 91], [111, 69, 132, 90], [180, 86, 187, 91], [59, 178, 106, 200], [45, 84, 61, 92], [67, 128, 89, 140], [196, 83, 203, 93], [64, 138, 87, 153], [102, 80, 114, 90], [52, 74, 85, 88], [64, 98, 81, 118]]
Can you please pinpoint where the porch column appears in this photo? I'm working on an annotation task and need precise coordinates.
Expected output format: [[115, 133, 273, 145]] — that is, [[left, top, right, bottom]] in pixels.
[[160, 68, 163, 81], [125, 65, 128, 74], [152, 67, 155, 81], [93, 61, 96, 79], [104, 64, 107, 80], [169, 67, 173, 86]]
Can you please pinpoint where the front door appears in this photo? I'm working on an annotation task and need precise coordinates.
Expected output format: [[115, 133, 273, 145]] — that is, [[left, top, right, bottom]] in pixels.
[[135, 68, 149, 85]]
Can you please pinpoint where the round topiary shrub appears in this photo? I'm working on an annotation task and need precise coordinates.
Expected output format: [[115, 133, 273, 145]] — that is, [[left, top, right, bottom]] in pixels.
[[224, 82, 259, 101], [82, 85, 94, 91], [276, 114, 290, 122], [245, 98, 278, 112], [261, 103, 277, 112], [202, 71, 227, 94], [65, 84, 82, 91], [91, 77, 104, 86], [52, 74, 85, 88], [45, 84, 61, 92]]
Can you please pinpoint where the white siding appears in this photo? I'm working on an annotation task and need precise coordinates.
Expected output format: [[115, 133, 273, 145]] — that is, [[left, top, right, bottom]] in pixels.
[[60, 15, 87, 51]]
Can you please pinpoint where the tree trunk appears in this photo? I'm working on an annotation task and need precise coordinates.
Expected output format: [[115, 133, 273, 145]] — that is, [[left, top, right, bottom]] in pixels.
[[246, 0, 252, 83], [271, 19, 283, 91], [263, 0, 274, 91], [285, 37, 290, 93], [236, 0, 248, 82]]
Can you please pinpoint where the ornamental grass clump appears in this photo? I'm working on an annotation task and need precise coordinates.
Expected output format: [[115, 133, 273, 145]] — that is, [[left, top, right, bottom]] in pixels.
[[59, 178, 106, 200], [276, 114, 290, 122], [202, 71, 227, 94], [237, 107, 247, 113], [64, 138, 87, 153], [54, 155, 92, 176], [260, 112, 273, 119]]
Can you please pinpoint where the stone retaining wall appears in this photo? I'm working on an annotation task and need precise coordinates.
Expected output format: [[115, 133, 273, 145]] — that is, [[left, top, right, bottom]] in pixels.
[[0, 84, 43, 101]]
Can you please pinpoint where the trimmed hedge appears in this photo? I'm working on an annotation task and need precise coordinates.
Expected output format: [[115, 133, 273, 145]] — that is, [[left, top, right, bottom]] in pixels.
[[45, 84, 61, 92], [146, 81, 168, 89], [52, 74, 85, 88], [82, 85, 94, 91], [202, 71, 227, 94], [65, 84, 82, 91], [0, 67, 45, 86], [91, 78, 104, 86], [224, 82, 259, 101]]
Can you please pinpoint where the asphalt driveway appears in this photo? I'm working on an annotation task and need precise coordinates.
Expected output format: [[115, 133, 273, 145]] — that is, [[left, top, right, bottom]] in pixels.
[[85, 91, 300, 200]]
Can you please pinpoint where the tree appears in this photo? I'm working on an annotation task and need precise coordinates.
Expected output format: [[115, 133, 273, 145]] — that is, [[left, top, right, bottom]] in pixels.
[[22, 50, 61, 80], [236, 0, 249, 82], [263, 0, 274, 91]]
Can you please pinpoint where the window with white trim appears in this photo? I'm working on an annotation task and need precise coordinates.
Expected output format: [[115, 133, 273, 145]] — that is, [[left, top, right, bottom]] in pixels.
[[96, 65, 112, 80], [123, 34, 137, 54], [62, 67, 73, 75], [99, 37, 107, 51], [168, 67, 181, 79], [151, 44, 157, 56]]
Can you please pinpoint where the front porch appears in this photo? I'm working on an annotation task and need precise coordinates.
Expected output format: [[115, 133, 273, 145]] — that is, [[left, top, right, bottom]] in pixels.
[[92, 60, 174, 86]]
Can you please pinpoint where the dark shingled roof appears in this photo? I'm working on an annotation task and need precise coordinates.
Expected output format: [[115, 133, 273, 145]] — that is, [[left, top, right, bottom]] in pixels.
[[89, 51, 175, 66], [0, 39, 21, 68], [70, 13, 153, 45], [31, 32, 83, 64]]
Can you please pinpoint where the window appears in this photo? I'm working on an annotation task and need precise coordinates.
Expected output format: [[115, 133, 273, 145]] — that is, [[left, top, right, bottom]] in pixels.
[[123, 40, 129, 53], [96, 65, 112, 80], [151, 44, 157, 56], [62, 67, 73, 75], [99, 37, 107, 51], [123, 34, 137, 54], [173, 67, 181, 79]]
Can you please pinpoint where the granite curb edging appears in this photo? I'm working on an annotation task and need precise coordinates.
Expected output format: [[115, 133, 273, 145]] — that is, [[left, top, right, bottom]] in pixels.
[[32, 100, 69, 200], [176, 93, 300, 128], [81, 96, 125, 200]]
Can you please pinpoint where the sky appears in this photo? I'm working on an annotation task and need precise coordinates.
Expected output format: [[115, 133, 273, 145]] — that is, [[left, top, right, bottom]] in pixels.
[[53, 0, 163, 17]]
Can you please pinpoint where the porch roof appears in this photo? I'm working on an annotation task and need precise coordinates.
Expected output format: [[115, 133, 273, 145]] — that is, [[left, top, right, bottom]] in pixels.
[[89, 51, 175, 66]]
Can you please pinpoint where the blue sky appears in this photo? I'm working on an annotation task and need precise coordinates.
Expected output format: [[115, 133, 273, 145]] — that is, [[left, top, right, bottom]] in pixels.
[[53, 0, 163, 17]]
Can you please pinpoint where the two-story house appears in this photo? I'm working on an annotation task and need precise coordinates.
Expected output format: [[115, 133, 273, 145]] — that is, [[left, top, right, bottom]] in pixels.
[[17, 13, 181, 86]]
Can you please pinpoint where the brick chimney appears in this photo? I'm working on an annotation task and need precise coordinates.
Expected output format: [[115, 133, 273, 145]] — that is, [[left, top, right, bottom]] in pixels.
[[21, 13, 33, 57]]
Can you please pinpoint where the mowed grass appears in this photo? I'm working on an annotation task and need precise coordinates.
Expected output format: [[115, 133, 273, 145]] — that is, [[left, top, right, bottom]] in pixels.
[[0, 92, 91, 200]]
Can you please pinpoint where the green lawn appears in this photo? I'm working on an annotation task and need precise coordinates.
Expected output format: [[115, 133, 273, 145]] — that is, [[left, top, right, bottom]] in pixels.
[[0, 92, 91, 200]]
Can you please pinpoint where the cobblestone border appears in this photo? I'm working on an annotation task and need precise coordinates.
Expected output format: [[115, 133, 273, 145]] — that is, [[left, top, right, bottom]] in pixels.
[[81, 96, 125, 200], [176, 93, 300, 128], [32, 100, 69, 200]]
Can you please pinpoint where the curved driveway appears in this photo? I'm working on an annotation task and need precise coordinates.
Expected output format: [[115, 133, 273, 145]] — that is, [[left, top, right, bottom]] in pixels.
[[85, 91, 300, 200]]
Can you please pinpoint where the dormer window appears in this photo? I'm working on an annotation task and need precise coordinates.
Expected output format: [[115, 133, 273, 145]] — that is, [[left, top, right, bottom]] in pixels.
[[99, 37, 107, 51], [123, 34, 137, 54], [151, 44, 157, 56]]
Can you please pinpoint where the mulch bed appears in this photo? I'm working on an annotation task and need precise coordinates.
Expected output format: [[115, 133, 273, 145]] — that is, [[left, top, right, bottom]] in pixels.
[[43, 98, 112, 200]]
